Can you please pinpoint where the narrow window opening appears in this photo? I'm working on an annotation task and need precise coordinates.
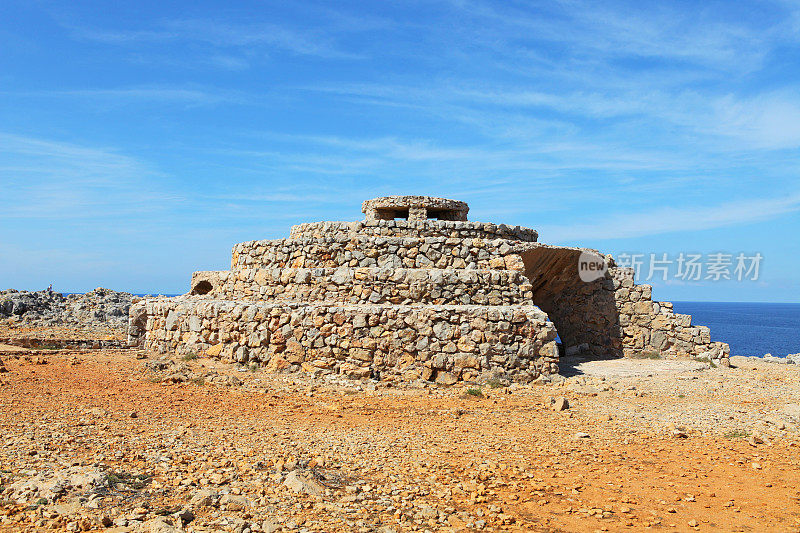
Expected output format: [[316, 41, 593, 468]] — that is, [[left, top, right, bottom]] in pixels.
[[376, 208, 409, 220]]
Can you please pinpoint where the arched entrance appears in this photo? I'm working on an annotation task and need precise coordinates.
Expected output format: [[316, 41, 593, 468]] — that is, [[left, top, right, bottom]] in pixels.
[[518, 245, 622, 358]]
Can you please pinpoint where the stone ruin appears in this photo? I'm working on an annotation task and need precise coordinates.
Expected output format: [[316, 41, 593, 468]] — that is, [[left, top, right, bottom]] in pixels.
[[128, 195, 729, 384]]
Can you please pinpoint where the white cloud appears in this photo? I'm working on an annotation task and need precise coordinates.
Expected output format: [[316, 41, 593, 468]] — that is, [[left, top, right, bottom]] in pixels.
[[0, 133, 174, 220], [710, 93, 800, 149], [443, 0, 788, 74], [539, 193, 800, 242]]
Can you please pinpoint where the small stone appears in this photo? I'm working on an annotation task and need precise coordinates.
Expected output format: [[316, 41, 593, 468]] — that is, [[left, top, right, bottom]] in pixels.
[[283, 470, 324, 497], [420, 505, 438, 519], [173, 508, 194, 524], [209, 472, 226, 485], [189, 488, 217, 507], [219, 493, 250, 511], [206, 344, 222, 357], [141, 517, 181, 533], [574, 432, 590, 439], [545, 396, 569, 411], [435, 371, 458, 386]]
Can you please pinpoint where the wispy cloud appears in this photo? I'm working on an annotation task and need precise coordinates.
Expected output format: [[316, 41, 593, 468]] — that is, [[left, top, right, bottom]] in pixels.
[[709, 92, 800, 149], [539, 193, 800, 242], [6, 86, 241, 106], [442, 0, 793, 74], [3, 0, 799, 297], [65, 16, 367, 65], [0, 133, 175, 220]]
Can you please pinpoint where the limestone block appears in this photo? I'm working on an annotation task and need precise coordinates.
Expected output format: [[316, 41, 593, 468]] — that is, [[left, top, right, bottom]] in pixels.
[[435, 371, 458, 386]]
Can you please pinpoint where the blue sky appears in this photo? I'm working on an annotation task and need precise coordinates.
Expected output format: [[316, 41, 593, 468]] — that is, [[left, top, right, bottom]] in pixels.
[[1, 0, 799, 301]]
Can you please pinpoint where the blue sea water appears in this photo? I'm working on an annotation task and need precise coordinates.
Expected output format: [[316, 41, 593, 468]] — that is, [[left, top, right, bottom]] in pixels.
[[672, 302, 800, 357]]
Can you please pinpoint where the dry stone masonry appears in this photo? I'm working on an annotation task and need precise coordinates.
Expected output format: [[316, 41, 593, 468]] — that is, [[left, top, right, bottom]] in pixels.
[[129, 196, 729, 383]]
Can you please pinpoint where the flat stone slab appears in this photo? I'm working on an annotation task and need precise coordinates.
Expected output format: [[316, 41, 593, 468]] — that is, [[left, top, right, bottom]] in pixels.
[[0, 343, 25, 352], [560, 357, 709, 378]]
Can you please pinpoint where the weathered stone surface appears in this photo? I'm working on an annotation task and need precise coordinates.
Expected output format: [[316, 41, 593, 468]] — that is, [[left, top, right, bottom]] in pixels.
[[546, 396, 569, 411], [362, 195, 469, 222], [132, 299, 558, 382], [283, 470, 324, 497], [196, 266, 533, 306], [0, 287, 134, 329], [290, 219, 538, 242], [435, 371, 458, 386]]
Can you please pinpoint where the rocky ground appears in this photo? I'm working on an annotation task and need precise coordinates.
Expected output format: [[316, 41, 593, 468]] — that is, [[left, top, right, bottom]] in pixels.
[[0, 289, 135, 341], [2, 329, 800, 533]]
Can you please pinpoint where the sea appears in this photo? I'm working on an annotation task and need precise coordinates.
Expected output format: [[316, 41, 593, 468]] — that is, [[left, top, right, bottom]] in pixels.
[[672, 302, 800, 357]]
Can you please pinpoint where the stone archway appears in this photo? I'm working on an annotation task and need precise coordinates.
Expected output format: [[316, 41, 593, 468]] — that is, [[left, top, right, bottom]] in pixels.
[[518, 245, 622, 358]]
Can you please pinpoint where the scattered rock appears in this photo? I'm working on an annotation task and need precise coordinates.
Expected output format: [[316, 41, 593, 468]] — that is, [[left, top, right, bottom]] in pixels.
[[0, 287, 133, 329], [545, 396, 570, 411], [138, 517, 181, 533], [188, 489, 217, 507], [220, 493, 251, 511], [283, 470, 324, 497]]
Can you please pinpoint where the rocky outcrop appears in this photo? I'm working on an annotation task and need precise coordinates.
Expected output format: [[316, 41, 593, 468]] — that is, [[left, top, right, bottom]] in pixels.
[[0, 288, 134, 330]]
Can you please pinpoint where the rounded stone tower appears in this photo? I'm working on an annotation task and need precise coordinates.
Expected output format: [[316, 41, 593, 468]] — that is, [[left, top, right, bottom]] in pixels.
[[130, 196, 558, 384], [129, 195, 730, 383]]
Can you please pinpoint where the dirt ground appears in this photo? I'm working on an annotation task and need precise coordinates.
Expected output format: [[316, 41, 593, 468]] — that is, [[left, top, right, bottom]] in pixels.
[[2, 340, 800, 532]]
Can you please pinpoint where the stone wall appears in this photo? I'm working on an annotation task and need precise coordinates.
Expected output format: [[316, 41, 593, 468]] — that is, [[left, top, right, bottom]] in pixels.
[[193, 267, 533, 306], [289, 220, 538, 242], [609, 267, 728, 362], [132, 298, 559, 383], [232, 236, 529, 271]]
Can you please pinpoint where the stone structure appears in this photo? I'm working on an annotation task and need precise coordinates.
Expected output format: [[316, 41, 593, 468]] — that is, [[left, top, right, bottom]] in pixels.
[[129, 196, 729, 383], [362, 195, 469, 222]]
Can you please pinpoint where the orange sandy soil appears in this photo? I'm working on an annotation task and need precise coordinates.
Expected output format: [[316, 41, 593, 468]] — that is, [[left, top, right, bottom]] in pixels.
[[1, 347, 800, 532]]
